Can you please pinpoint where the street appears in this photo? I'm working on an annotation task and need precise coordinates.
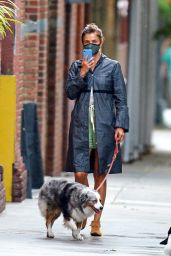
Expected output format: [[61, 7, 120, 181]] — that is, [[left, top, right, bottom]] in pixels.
[[0, 129, 171, 256], [0, 0, 171, 255]]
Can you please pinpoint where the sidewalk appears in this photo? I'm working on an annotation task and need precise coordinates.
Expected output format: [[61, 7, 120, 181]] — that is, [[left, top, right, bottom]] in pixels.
[[0, 129, 171, 256]]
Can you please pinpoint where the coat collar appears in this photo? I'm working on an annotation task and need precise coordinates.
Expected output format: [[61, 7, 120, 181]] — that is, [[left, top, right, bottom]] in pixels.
[[94, 53, 106, 69]]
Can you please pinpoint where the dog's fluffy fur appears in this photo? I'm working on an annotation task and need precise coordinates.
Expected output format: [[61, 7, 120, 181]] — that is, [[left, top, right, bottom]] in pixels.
[[38, 179, 103, 240]]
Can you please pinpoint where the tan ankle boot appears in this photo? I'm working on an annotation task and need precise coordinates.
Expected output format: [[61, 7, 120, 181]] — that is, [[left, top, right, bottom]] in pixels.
[[90, 220, 102, 236]]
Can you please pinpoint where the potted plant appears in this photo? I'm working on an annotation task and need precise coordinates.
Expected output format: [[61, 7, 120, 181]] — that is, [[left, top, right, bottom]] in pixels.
[[0, 0, 20, 38]]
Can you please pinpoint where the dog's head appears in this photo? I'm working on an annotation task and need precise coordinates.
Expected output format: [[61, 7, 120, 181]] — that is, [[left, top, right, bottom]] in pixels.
[[80, 188, 103, 215]]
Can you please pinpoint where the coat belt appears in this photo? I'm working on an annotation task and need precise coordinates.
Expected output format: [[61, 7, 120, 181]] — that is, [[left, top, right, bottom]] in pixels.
[[81, 89, 114, 94]]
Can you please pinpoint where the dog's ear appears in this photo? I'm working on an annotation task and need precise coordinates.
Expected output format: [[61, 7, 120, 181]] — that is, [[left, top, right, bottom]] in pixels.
[[80, 193, 88, 203]]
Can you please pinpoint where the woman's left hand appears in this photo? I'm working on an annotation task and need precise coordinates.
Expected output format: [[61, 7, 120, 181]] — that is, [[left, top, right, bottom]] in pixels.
[[115, 128, 125, 143]]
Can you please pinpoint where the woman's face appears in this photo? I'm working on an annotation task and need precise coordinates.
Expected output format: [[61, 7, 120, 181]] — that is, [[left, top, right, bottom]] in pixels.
[[82, 33, 102, 46]]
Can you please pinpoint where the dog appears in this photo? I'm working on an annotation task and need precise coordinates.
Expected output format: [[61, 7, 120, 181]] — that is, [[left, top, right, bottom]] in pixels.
[[38, 179, 103, 240]]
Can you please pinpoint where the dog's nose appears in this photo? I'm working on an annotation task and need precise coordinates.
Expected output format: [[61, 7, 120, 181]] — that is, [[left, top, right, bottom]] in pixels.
[[100, 206, 103, 211]]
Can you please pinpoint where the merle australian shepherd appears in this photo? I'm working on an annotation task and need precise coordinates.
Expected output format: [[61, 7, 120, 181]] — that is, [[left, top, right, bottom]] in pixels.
[[38, 179, 103, 240]]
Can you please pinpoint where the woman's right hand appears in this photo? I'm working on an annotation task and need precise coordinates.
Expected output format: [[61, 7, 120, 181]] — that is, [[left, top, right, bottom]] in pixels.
[[80, 57, 95, 78]]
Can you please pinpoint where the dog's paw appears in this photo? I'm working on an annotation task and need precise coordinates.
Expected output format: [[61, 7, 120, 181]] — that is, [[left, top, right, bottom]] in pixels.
[[75, 234, 84, 241], [72, 231, 84, 241], [47, 232, 54, 239], [77, 234, 84, 241]]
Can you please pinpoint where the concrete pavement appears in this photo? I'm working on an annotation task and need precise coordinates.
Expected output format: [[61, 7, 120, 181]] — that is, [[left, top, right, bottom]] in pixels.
[[0, 129, 171, 256]]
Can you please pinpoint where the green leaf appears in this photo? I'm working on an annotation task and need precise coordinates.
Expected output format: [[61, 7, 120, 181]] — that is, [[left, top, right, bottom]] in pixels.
[[0, 0, 21, 38], [153, 0, 171, 40]]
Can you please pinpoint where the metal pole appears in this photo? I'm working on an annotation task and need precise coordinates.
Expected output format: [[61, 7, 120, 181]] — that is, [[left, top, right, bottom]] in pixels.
[[123, 0, 142, 162]]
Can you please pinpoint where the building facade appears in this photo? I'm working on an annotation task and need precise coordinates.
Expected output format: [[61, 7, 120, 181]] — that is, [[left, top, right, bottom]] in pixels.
[[0, 0, 93, 179], [0, 0, 159, 205]]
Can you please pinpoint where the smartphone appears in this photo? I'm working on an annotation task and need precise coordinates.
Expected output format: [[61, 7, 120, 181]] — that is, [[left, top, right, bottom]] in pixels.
[[83, 49, 92, 61]]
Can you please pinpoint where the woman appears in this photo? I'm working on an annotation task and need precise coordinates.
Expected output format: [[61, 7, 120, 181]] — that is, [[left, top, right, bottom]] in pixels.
[[65, 23, 129, 236]]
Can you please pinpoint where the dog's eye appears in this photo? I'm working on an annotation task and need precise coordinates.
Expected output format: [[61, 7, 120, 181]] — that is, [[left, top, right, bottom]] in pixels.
[[93, 200, 97, 204]]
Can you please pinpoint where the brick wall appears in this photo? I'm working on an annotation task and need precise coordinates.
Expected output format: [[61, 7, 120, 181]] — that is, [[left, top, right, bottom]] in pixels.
[[53, 0, 65, 175], [13, 0, 40, 201], [1, 28, 14, 74], [45, 0, 57, 175], [23, 0, 39, 102], [14, 0, 39, 168], [62, 3, 90, 173], [62, 3, 72, 170], [46, 1, 91, 175], [76, 4, 85, 59], [2, 0, 92, 181], [59, 2, 79, 175], [14, 0, 48, 169], [14, 0, 25, 172], [37, 0, 49, 168]]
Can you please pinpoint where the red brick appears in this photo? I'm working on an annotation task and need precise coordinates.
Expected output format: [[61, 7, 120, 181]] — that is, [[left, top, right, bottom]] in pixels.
[[6, 0, 91, 187]]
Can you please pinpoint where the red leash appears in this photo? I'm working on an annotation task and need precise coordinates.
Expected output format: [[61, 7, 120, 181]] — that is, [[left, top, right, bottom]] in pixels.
[[96, 142, 119, 192]]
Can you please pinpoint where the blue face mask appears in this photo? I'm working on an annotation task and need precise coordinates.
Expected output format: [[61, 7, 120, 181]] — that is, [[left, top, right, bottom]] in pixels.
[[83, 43, 100, 56]]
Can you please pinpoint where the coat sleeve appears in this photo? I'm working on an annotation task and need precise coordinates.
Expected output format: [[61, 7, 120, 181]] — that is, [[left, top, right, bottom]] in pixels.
[[65, 61, 87, 100], [113, 62, 129, 132]]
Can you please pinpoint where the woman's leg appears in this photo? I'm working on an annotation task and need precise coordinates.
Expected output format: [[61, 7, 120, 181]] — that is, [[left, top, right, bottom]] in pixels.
[[74, 172, 89, 187], [90, 149, 106, 236], [93, 149, 107, 223]]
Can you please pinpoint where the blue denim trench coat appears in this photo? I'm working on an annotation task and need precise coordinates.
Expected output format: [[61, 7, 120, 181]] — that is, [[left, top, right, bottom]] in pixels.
[[65, 54, 129, 174]]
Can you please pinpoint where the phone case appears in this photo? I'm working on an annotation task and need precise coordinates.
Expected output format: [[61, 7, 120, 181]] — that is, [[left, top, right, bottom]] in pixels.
[[83, 49, 92, 61]]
